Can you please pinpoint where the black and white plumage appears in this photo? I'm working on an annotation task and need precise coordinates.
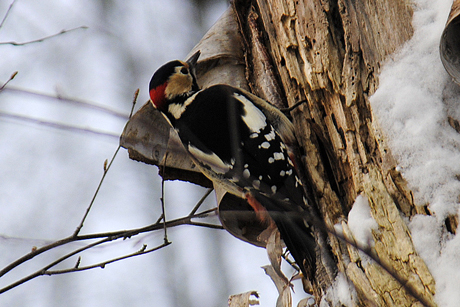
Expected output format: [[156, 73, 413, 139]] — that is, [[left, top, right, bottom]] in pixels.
[[148, 51, 316, 280]]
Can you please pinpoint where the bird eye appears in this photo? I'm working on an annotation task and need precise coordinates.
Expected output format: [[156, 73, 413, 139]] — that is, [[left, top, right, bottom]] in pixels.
[[180, 67, 189, 75]]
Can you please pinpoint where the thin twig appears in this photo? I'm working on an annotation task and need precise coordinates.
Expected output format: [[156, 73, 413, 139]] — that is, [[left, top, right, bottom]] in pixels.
[[0, 236, 114, 294], [0, 71, 18, 91], [2, 86, 129, 120], [189, 188, 213, 216], [0, 26, 88, 46], [160, 153, 169, 244], [72, 146, 121, 237], [0, 110, 120, 141], [188, 221, 223, 229], [0, 0, 16, 29], [128, 89, 139, 120], [189, 207, 218, 219], [73, 90, 139, 236], [45, 242, 171, 275], [129, 89, 139, 119], [280, 99, 308, 113]]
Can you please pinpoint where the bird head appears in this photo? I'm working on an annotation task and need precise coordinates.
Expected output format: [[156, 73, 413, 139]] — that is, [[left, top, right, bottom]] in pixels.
[[149, 51, 200, 114]]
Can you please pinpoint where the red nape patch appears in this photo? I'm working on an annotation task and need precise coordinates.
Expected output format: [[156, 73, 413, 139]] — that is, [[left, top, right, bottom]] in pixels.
[[149, 83, 167, 110]]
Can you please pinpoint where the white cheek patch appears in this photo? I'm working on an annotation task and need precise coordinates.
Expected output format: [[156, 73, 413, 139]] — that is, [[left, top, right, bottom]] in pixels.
[[233, 93, 267, 133], [168, 103, 187, 120], [188, 144, 231, 174]]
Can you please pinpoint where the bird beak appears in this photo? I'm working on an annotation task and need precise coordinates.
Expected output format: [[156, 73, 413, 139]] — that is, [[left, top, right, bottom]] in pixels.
[[186, 50, 201, 88], [186, 50, 200, 68]]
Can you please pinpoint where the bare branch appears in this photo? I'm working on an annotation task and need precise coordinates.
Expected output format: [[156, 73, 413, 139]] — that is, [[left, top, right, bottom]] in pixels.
[[0, 26, 88, 46], [0, 235, 115, 293], [73, 90, 139, 236], [2, 86, 129, 120], [280, 98, 308, 113], [129, 89, 140, 119], [160, 154, 169, 243], [0, 71, 17, 91], [72, 145, 122, 236], [45, 242, 170, 275], [189, 188, 213, 216], [0, 206, 220, 294], [0, 110, 120, 141], [0, 0, 17, 30]]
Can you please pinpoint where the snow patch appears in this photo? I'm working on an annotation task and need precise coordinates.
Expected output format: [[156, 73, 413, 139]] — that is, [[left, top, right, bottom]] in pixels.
[[319, 273, 357, 307], [370, 0, 460, 306], [347, 195, 378, 250], [370, 0, 460, 217]]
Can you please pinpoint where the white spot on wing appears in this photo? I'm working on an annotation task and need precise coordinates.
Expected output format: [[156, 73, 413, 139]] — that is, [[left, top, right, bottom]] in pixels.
[[243, 169, 251, 178], [261, 141, 270, 149], [295, 176, 302, 188], [234, 93, 267, 133], [265, 129, 276, 141], [273, 152, 284, 160], [271, 185, 277, 193], [280, 170, 286, 176], [268, 157, 275, 163], [303, 196, 308, 205], [252, 180, 260, 189]]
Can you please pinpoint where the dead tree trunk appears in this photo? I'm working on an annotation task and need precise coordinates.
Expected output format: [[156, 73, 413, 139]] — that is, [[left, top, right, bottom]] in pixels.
[[233, 0, 436, 305], [120, 0, 447, 305]]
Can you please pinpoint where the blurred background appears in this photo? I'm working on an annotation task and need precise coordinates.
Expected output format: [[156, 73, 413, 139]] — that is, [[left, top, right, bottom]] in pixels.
[[0, 0, 307, 306]]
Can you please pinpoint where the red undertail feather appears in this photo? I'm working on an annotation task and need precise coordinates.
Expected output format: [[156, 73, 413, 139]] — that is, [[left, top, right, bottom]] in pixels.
[[245, 192, 272, 223]]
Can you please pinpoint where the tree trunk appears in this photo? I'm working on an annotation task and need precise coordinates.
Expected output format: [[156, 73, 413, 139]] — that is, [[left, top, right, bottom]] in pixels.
[[121, 0, 443, 305], [233, 0, 436, 306]]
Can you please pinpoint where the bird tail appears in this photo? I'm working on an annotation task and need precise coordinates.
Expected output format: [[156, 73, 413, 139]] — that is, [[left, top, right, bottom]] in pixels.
[[253, 193, 317, 281]]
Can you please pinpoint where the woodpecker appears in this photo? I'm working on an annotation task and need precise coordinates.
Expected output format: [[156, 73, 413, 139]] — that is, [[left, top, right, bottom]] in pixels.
[[148, 51, 316, 280]]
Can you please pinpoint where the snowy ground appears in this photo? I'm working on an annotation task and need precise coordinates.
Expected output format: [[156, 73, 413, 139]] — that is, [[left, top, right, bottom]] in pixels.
[[370, 0, 460, 306]]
